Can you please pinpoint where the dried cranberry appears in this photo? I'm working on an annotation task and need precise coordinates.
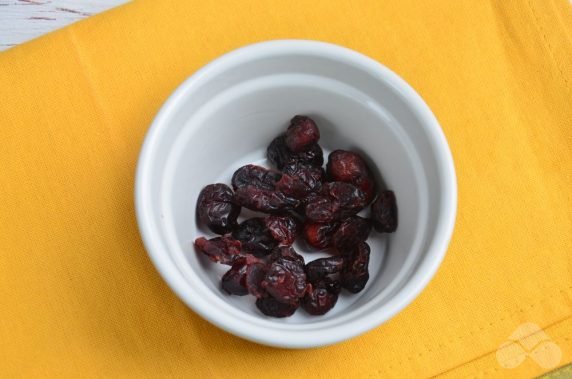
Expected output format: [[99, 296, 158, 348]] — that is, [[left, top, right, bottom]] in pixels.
[[371, 190, 398, 233], [276, 161, 324, 198], [324, 277, 342, 295], [221, 258, 249, 296], [326, 150, 368, 182], [267, 246, 305, 266], [305, 256, 345, 282], [262, 256, 307, 304], [326, 150, 376, 203], [322, 182, 367, 214], [196, 184, 241, 234], [231, 164, 281, 191], [285, 115, 320, 152], [332, 216, 372, 250], [256, 296, 299, 318], [232, 218, 277, 256], [304, 182, 366, 222], [282, 160, 325, 184], [267, 135, 289, 169], [245, 261, 267, 298], [299, 191, 320, 208], [341, 242, 370, 293], [267, 135, 323, 170], [265, 215, 298, 246], [193, 116, 399, 316], [194, 236, 242, 265], [303, 222, 338, 250], [234, 186, 300, 213], [298, 143, 324, 167], [304, 196, 335, 223], [302, 279, 340, 315]]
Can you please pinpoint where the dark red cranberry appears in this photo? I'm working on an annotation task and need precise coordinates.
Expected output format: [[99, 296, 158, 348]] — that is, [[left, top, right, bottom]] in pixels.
[[285, 115, 320, 152], [267, 246, 305, 266], [326, 150, 376, 203], [276, 161, 324, 198], [196, 184, 241, 234], [256, 296, 299, 318], [303, 222, 338, 249], [267, 135, 323, 170], [371, 190, 398, 233], [341, 242, 370, 293], [234, 186, 300, 213], [231, 164, 281, 191], [232, 218, 277, 256], [322, 182, 367, 215], [221, 258, 249, 296], [305, 256, 345, 282], [304, 195, 335, 223], [298, 191, 320, 209], [332, 216, 372, 250], [297, 143, 324, 167], [265, 215, 298, 246], [267, 135, 290, 170], [304, 182, 366, 222], [194, 116, 399, 316], [262, 256, 307, 304], [245, 261, 267, 298], [326, 150, 367, 182], [194, 236, 242, 265], [302, 279, 340, 315]]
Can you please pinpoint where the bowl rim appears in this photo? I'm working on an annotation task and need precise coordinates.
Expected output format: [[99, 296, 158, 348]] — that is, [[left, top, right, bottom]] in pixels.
[[135, 39, 457, 348]]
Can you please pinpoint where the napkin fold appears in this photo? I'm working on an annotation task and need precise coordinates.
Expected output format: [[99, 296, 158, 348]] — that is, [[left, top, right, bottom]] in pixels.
[[0, 0, 570, 377]]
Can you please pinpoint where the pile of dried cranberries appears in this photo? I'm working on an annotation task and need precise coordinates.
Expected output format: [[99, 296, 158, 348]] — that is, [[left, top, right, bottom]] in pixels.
[[194, 116, 397, 317]]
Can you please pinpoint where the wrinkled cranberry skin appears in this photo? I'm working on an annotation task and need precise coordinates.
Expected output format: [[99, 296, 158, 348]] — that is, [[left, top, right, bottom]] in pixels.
[[305, 182, 367, 222], [302, 254, 342, 315], [332, 216, 372, 250], [326, 150, 376, 203], [256, 296, 299, 318], [321, 278, 342, 295], [194, 236, 242, 265], [283, 160, 324, 188], [323, 182, 367, 212], [285, 115, 320, 152], [232, 218, 276, 256], [262, 256, 307, 304], [304, 196, 335, 223], [265, 215, 298, 246], [305, 256, 345, 282], [297, 143, 324, 167], [302, 279, 340, 315], [234, 186, 300, 213], [267, 246, 305, 266], [197, 184, 241, 234], [221, 258, 249, 296], [245, 261, 267, 298], [231, 164, 281, 191], [371, 190, 398, 233], [266, 135, 289, 169], [303, 222, 338, 249], [326, 150, 369, 182], [267, 135, 324, 170], [341, 242, 370, 293], [277, 161, 324, 199]]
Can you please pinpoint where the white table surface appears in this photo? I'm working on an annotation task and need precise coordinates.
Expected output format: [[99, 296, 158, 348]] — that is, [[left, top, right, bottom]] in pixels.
[[0, 0, 127, 51]]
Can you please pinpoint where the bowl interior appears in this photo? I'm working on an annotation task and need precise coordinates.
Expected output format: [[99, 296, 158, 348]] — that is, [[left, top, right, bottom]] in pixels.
[[138, 41, 452, 345]]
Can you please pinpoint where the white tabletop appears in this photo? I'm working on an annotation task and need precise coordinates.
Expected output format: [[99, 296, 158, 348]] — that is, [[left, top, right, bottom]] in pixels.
[[0, 0, 127, 51]]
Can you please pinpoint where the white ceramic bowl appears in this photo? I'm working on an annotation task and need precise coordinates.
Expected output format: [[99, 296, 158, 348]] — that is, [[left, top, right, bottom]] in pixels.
[[135, 40, 456, 348]]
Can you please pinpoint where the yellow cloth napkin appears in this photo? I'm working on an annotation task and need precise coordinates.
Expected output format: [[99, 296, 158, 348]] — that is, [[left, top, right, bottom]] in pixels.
[[1, 0, 571, 377]]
